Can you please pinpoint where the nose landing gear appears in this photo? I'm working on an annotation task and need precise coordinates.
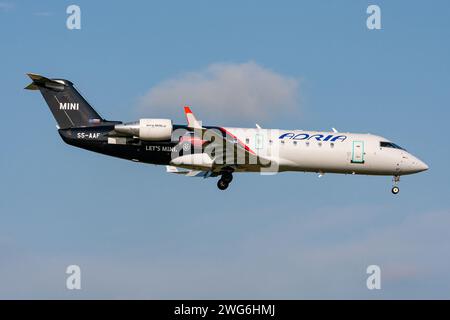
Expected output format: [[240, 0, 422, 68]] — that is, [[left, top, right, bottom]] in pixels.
[[391, 186, 400, 194], [391, 176, 400, 194], [217, 172, 233, 190]]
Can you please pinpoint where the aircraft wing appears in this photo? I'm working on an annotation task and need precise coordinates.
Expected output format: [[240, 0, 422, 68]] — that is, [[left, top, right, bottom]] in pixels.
[[203, 126, 267, 171], [165, 165, 217, 178], [171, 107, 272, 173]]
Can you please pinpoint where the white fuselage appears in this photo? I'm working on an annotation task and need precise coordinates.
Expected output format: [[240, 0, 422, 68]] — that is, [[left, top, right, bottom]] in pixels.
[[223, 127, 428, 176]]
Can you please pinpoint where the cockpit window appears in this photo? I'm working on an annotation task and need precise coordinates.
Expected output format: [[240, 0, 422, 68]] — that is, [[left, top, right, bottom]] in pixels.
[[380, 141, 405, 150]]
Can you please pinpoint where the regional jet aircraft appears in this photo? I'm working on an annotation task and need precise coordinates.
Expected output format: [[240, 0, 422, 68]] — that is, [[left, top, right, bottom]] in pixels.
[[26, 74, 428, 193]]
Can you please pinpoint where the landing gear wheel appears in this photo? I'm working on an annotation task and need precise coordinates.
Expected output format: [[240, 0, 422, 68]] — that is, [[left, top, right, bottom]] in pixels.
[[222, 172, 233, 183], [391, 186, 400, 195], [217, 179, 229, 190], [391, 175, 400, 195]]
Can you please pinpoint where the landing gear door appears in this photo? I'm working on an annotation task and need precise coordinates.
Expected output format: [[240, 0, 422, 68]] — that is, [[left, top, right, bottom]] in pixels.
[[351, 141, 365, 164]]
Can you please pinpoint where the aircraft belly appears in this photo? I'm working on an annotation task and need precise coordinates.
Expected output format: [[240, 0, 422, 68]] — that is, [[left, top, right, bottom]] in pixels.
[[281, 147, 349, 172]]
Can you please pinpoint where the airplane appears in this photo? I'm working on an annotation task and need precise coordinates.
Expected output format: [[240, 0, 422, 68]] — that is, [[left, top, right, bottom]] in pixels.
[[25, 73, 428, 194]]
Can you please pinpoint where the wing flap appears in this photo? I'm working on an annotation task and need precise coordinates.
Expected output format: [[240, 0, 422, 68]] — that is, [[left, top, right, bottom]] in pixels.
[[166, 165, 214, 178], [179, 107, 272, 172]]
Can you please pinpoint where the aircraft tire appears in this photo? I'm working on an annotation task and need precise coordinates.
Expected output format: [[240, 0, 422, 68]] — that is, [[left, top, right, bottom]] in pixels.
[[222, 173, 233, 183], [217, 179, 229, 190]]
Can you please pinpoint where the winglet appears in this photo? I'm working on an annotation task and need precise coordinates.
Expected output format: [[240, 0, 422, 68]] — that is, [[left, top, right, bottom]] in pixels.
[[184, 105, 192, 114], [184, 105, 202, 129]]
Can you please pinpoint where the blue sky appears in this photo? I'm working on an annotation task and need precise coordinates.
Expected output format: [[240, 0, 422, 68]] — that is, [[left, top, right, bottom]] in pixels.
[[0, 0, 449, 298]]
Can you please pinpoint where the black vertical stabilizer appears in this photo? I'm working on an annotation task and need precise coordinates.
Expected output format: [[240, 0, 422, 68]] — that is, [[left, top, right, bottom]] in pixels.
[[25, 73, 104, 129]]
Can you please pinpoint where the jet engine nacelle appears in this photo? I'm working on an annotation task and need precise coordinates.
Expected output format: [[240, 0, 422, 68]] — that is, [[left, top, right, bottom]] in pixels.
[[115, 118, 173, 141], [138, 118, 173, 141]]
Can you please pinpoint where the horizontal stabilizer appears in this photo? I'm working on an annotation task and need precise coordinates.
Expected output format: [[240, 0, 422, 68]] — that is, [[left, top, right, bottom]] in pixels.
[[24, 73, 66, 91], [24, 83, 39, 90]]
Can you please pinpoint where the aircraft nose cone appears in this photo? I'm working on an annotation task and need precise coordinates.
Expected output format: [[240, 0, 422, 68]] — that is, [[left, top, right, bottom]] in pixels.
[[409, 156, 429, 173], [417, 160, 429, 172], [401, 154, 428, 174]]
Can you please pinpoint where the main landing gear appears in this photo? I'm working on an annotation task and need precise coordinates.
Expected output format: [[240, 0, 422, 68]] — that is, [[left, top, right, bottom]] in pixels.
[[217, 172, 233, 190], [391, 175, 400, 195]]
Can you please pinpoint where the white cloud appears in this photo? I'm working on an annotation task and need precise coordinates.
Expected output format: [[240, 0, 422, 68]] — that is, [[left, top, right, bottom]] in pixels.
[[138, 62, 300, 122]]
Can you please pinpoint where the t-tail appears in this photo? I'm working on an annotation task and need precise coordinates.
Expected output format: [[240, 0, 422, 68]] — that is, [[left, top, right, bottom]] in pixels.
[[25, 73, 105, 129]]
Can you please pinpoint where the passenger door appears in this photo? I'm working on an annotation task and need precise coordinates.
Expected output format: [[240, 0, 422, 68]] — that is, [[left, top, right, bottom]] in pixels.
[[351, 141, 365, 163]]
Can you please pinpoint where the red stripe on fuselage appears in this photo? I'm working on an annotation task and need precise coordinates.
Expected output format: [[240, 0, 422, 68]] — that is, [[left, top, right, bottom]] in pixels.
[[219, 127, 256, 155]]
